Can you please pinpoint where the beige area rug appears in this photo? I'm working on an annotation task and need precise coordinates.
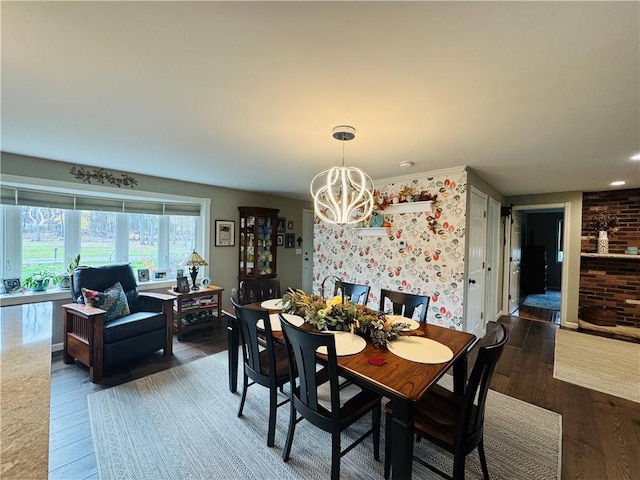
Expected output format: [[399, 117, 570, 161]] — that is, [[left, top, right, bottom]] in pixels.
[[554, 328, 640, 403], [88, 352, 561, 479]]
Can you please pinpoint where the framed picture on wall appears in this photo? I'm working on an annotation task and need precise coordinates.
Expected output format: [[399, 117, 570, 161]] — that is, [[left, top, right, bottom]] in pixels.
[[285, 233, 295, 248], [277, 217, 286, 234], [277, 234, 284, 247], [215, 220, 235, 246], [287, 220, 294, 230]]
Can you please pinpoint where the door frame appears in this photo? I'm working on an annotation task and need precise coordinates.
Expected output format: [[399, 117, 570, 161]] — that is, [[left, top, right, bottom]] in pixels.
[[301, 209, 314, 293], [503, 202, 570, 325]]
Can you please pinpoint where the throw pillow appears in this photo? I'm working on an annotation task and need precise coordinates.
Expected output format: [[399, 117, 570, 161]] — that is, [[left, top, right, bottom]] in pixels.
[[82, 281, 130, 322]]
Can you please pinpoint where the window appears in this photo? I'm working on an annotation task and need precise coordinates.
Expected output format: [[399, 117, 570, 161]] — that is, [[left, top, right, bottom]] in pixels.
[[22, 206, 65, 278], [1, 178, 208, 289]]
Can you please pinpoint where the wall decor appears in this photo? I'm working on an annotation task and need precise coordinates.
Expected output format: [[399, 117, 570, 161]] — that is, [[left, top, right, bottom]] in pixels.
[[2, 278, 22, 294], [215, 220, 235, 246], [154, 271, 167, 280], [287, 220, 294, 230], [137, 269, 150, 282], [285, 233, 295, 248], [277, 234, 284, 247], [69, 166, 138, 188], [277, 217, 286, 234]]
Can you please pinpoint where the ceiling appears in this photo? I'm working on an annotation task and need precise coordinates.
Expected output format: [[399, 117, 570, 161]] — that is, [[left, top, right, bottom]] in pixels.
[[2, 1, 639, 201]]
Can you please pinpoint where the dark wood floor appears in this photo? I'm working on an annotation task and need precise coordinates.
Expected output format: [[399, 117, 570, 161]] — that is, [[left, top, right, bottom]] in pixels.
[[48, 315, 640, 480]]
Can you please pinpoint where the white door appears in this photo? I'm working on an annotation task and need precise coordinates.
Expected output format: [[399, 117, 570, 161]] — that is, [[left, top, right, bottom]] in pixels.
[[508, 211, 522, 314], [301, 209, 314, 293], [466, 188, 487, 337]]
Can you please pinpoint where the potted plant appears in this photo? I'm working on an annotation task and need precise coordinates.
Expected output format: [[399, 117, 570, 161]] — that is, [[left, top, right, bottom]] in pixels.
[[22, 271, 60, 292], [58, 254, 81, 289]]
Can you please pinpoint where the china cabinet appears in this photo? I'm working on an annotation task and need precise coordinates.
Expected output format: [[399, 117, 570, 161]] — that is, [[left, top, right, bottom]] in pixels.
[[238, 207, 279, 282]]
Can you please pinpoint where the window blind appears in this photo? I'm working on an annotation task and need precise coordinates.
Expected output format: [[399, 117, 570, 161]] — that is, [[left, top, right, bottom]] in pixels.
[[0, 185, 201, 216]]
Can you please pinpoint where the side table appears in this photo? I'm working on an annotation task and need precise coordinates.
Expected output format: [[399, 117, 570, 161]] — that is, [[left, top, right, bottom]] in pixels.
[[168, 286, 223, 340]]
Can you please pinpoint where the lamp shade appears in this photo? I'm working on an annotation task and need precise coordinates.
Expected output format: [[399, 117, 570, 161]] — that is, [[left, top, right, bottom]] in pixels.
[[186, 250, 208, 266]]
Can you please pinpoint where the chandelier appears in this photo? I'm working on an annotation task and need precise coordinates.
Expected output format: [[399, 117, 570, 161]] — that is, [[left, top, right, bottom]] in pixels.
[[310, 126, 374, 225]]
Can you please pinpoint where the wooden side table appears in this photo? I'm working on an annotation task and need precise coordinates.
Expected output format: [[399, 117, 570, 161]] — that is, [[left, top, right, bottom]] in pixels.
[[168, 285, 223, 340]]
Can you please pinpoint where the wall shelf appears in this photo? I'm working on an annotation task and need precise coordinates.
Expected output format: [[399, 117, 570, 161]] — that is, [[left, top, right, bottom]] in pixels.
[[355, 227, 389, 236], [384, 200, 433, 215], [581, 252, 640, 260]]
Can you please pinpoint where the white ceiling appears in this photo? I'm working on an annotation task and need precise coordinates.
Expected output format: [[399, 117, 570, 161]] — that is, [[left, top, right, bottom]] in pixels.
[[2, 1, 639, 200]]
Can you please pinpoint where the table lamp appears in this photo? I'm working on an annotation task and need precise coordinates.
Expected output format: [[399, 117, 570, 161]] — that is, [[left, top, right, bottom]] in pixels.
[[186, 250, 208, 290]]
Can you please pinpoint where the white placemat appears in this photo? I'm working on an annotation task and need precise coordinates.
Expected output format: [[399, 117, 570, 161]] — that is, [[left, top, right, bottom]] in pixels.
[[387, 315, 420, 331], [257, 313, 305, 331], [317, 332, 367, 356], [260, 298, 284, 310], [387, 336, 454, 364]]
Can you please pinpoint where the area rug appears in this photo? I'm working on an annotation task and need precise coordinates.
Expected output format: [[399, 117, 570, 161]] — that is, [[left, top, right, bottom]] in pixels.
[[88, 352, 561, 479], [554, 328, 640, 403], [523, 290, 561, 310]]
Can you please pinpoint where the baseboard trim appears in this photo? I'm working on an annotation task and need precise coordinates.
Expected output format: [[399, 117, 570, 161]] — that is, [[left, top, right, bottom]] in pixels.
[[51, 342, 63, 353]]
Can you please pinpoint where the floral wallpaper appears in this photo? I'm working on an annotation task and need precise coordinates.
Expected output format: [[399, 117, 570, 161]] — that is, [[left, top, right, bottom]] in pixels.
[[312, 168, 468, 329]]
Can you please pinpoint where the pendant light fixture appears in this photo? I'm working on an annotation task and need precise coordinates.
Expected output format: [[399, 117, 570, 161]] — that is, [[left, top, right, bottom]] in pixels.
[[310, 125, 374, 225]]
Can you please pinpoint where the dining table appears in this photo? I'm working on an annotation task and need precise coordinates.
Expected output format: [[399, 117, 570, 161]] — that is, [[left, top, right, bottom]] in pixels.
[[222, 302, 476, 480]]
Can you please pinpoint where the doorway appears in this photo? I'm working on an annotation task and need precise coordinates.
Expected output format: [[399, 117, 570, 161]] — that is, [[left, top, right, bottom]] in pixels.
[[504, 204, 567, 324]]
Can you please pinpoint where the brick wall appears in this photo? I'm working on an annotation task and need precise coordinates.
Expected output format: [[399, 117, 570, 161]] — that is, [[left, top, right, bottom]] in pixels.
[[580, 189, 640, 328]]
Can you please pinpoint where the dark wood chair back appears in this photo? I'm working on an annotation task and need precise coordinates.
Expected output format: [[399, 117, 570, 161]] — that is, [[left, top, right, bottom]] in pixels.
[[279, 315, 381, 480], [462, 323, 508, 443], [334, 280, 371, 306], [379, 288, 429, 322], [240, 278, 281, 304], [384, 323, 509, 480], [231, 297, 289, 447]]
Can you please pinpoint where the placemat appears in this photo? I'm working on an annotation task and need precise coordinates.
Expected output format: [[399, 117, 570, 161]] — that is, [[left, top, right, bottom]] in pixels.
[[317, 332, 367, 356], [260, 298, 283, 310], [256, 313, 304, 331], [387, 336, 454, 364]]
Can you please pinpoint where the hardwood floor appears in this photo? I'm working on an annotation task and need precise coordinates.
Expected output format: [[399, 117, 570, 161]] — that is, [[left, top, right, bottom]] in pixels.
[[48, 317, 640, 480]]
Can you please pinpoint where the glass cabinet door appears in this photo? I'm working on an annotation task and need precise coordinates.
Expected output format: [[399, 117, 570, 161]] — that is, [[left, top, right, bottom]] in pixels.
[[238, 207, 279, 281]]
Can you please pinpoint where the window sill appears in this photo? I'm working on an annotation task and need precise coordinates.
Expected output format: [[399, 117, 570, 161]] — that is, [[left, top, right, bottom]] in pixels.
[[0, 280, 177, 307]]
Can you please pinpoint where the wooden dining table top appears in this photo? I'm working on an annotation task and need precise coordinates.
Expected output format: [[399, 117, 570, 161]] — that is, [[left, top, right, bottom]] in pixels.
[[223, 303, 476, 402]]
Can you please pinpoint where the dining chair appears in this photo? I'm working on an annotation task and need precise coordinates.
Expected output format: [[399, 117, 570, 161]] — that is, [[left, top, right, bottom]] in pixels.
[[379, 288, 430, 322], [383, 323, 509, 480], [334, 280, 371, 306], [239, 278, 281, 304], [231, 298, 290, 447], [279, 315, 382, 480]]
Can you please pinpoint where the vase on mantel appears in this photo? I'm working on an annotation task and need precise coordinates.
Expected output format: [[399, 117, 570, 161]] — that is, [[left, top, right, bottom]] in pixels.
[[597, 230, 609, 254]]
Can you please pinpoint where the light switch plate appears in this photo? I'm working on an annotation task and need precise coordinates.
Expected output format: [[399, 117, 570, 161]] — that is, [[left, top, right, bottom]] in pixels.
[[295, 249, 302, 255]]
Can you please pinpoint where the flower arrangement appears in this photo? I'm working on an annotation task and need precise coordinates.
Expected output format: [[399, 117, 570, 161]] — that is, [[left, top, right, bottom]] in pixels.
[[588, 211, 619, 236], [372, 187, 439, 212], [281, 289, 410, 348]]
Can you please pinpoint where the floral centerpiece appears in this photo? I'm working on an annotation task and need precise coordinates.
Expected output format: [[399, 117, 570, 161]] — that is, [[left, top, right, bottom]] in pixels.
[[281, 289, 411, 348]]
